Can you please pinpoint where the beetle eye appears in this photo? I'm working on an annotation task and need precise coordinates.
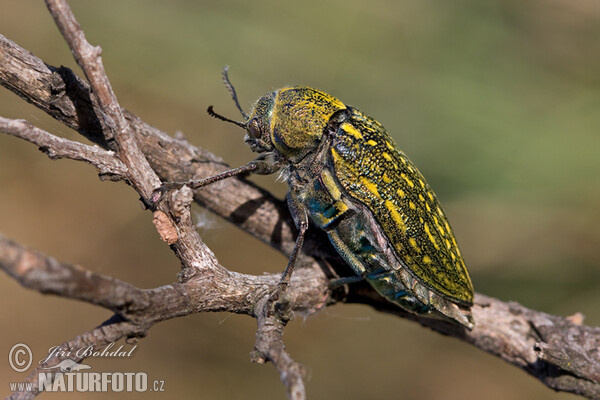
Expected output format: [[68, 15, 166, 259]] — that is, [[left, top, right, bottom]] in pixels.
[[247, 118, 261, 139]]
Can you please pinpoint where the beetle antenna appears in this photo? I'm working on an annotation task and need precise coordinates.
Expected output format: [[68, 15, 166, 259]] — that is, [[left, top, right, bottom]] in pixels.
[[207, 106, 246, 129], [222, 66, 249, 120]]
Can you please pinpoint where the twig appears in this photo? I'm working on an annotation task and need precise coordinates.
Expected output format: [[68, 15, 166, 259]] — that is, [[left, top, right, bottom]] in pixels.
[[0, 234, 330, 399], [252, 296, 307, 400], [0, 117, 126, 180], [8, 318, 141, 400], [0, 33, 298, 257], [0, 234, 329, 322], [0, 234, 146, 312], [45, 0, 160, 201]]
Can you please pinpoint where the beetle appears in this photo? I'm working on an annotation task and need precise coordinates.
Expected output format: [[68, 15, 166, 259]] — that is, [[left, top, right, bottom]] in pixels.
[[165, 68, 474, 328]]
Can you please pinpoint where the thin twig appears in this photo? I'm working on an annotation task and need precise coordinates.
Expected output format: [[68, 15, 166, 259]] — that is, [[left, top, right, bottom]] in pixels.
[[0, 117, 126, 179], [43, 0, 235, 283], [0, 235, 146, 312], [45, 0, 160, 200], [7, 317, 142, 400], [252, 297, 308, 400]]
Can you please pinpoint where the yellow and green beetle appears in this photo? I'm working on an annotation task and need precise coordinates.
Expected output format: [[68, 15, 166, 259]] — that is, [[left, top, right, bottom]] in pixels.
[[187, 68, 474, 328]]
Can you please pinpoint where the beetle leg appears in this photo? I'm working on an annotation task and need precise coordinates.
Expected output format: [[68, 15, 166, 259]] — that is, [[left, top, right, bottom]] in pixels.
[[278, 190, 309, 291], [187, 162, 259, 189], [154, 155, 284, 201], [328, 275, 364, 289], [154, 163, 255, 196], [278, 218, 308, 292]]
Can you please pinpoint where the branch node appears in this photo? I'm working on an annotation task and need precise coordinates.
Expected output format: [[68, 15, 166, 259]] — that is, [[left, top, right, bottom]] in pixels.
[[269, 291, 294, 323], [250, 349, 267, 364], [170, 186, 194, 218]]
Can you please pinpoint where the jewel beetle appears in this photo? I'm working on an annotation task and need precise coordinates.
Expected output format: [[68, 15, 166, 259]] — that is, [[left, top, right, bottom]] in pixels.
[[178, 68, 474, 328]]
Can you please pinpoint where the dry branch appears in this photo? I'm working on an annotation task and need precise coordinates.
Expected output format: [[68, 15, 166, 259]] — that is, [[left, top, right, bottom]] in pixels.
[[0, 117, 126, 179], [0, 234, 327, 399], [0, 3, 599, 399], [45, 0, 160, 201]]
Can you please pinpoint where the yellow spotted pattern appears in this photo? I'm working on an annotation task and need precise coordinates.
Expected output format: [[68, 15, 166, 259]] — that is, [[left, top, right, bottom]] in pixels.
[[401, 173, 415, 188], [385, 200, 406, 233], [341, 122, 363, 140], [329, 107, 473, 305], [320, 169, 342, 200]]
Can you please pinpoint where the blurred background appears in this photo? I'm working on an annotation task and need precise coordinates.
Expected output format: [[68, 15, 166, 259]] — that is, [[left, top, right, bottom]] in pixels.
[[1, 0, 599, 399]]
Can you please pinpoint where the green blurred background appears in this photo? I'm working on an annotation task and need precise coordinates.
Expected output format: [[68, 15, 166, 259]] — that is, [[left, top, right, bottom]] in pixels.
[[1, 0, 599, 399]]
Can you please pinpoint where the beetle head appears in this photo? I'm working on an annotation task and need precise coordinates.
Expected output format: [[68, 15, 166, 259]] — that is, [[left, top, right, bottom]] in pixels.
[[208, 68, 346, 163]]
